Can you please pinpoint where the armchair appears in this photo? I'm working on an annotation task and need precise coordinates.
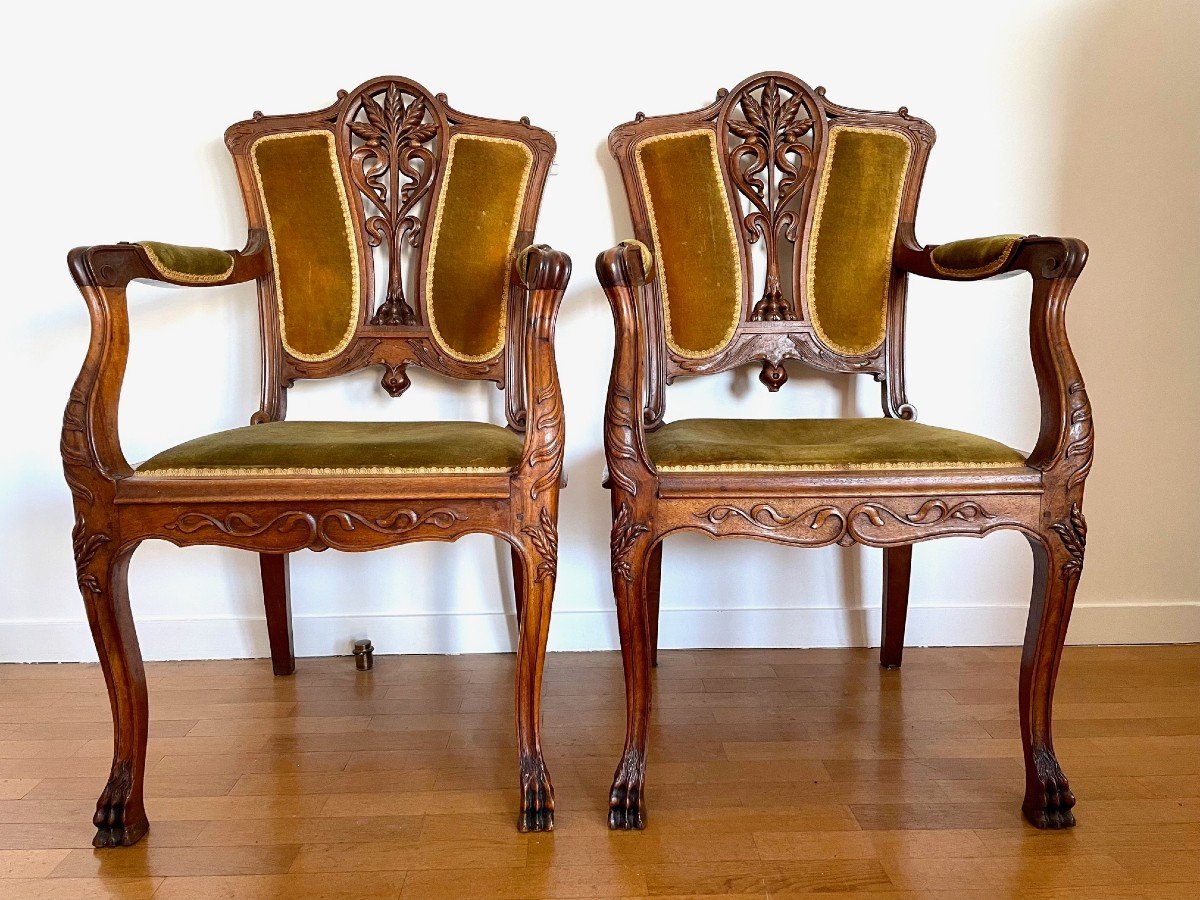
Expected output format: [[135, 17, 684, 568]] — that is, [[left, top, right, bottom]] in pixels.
[[63, 77, 569, 846], [598, 73, 1091, 831]]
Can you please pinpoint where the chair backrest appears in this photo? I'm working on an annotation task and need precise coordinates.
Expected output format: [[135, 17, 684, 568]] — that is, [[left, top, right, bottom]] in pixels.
[[224, 76, 556, 427], [608, 71, 935, 423]]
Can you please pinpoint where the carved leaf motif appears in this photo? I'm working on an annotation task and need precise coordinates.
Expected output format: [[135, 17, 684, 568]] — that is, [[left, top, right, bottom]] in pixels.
[[611, 502, 649, 581], [521, 507, 558, 582], [71, 513, 111, 596], [165, 507, 465, 552], [1049, 502, 1086, 581], [723, 77, 820, 325], [342, 81, 443, 329]]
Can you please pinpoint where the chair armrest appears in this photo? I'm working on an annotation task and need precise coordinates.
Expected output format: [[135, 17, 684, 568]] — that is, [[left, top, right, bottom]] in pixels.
[[897, 229, 1093, 490], [512, 244, 571, 498], [61, 233, 269, 492], [895, 230, 1029, 281], [596, 240, 658, 495]]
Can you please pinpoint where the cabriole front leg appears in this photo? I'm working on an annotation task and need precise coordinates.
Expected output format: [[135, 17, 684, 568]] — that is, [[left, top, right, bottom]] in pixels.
[[609, 501, 654, 830], [512, 527, 557, 833], [1020, 504, 1085, 828], [75, 537, 149, 847]]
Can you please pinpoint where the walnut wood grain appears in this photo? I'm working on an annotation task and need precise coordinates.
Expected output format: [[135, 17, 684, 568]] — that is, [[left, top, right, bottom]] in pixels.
[[63, 78, 569, 845], [599, 72, 1093, 832]]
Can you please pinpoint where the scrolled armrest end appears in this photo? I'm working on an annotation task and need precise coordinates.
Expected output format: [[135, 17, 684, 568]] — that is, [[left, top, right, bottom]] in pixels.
[[515, 244, 572, 292], [596, 240, 653, 290]]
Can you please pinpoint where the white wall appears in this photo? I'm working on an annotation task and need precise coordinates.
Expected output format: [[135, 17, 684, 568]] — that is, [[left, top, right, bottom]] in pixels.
[[3, 0, 1198, 662]]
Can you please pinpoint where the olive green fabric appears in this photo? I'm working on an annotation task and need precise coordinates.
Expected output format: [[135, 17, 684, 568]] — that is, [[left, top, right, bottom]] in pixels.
[[931, 234, 1024, 275], [645, 418, 1026, 472], [136, 421, 524, 476], [808, 127, 911, 356], [138, 242, 233, 282], [637, 130, 741, 357], [252, 131, 358, 362], [427, 135, 531, 361]]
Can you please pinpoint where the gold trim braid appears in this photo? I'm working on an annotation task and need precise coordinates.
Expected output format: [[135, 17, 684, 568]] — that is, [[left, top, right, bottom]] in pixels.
[[250, 129, 362, 363], [425, 133, 533, 363], [635, 128, 743, 360], [656, 460, 1025, 473], [135, 464, 512, 478], [138, 243, 234, 284]]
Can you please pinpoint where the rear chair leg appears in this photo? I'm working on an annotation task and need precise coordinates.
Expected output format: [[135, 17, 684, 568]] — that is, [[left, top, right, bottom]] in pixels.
[[880, 544, 912, 669], [260, 553, 294, 676], [645, 541, 663, 667]]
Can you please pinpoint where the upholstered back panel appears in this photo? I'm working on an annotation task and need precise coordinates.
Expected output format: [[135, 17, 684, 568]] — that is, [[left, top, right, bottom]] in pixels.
[[806, 126, 911, 356], [251, 130, 360, 362], [426, 134, 533, 361], [635, 130, 743, 358]]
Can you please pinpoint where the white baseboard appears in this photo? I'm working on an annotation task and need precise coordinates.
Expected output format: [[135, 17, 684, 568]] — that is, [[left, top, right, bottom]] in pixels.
[[0, 602, 1196, 663]]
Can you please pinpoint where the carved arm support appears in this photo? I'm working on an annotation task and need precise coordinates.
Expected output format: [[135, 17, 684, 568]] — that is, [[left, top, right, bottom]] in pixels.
[[513, 244, 571, 498], [896, 229, 1092, 491], [63, 232, 270, 483], [597, 241, 658, 496]]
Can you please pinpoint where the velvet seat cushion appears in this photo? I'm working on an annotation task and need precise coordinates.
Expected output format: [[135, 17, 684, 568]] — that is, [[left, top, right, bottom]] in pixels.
[[645, 418, 1026, 472], [136, 421, 524, 477]]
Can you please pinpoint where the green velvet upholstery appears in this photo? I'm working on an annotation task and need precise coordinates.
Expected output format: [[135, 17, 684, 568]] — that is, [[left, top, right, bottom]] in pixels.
[[136, 421, 524, 476], [931, 234, 1025, 275], [645, 418, 1026, 472], [636, 130, 742, 358], [427, 135, 532, 361], [808, 127, 911, 356], [252, 131, 359, 362], [138, 242, 233, 282]]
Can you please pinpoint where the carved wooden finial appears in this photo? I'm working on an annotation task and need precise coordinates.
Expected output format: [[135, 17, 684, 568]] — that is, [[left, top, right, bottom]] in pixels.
[[898, 106, 910, 119], [337, 89, 348, 99], [436, 92, 448, 102], [634, 111, 646, 123], [816, 86, 827, 96], [252, 110, 263, 120], [716, 88, 729, 100], [759, 360, 788, 392]]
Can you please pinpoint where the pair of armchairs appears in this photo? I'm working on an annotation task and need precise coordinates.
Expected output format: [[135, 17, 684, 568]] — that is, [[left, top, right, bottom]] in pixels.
[[65, 74, 1091, 847]]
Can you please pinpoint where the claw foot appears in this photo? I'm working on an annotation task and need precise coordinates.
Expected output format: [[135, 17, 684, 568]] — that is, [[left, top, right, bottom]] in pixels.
[[608, 748, 646, 830], [92, 763, 148, 848], [1024, 747, 1076, 829], [517, 755, 554, 833]]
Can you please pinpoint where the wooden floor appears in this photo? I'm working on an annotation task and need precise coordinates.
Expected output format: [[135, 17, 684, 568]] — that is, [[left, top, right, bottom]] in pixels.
[[0, 645, 1197, 898]]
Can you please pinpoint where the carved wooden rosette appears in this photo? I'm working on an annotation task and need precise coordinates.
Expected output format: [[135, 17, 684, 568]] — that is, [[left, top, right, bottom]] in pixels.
[[224, 77, 556, 428], [608, 72, 934, 405]]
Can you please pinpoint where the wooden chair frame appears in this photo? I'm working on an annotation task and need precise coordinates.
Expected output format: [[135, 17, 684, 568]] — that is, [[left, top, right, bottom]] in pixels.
[[62, 77, 569, 846], [598, 72, 1092, 831]]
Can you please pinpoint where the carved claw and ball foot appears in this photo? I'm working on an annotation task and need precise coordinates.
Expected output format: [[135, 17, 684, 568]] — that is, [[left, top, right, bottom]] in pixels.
[[1023, 748, 1076, 829], [92, 764, 148, 848], [517, 755, 555, 832], [608, 749, 646, 830]]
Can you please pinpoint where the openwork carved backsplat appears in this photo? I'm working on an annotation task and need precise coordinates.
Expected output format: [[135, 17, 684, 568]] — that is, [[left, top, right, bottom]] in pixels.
[[720, 75, 824, 323], [337, 81, 444, 326]]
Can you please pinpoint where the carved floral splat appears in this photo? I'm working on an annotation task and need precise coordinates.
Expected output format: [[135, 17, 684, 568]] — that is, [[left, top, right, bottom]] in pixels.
[[344, 82, 442, 326], [722, 77, 820, 323]]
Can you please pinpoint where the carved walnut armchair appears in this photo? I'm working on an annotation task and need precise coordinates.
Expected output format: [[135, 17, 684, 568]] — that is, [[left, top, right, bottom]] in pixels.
[[63, 77, 568, 846], [598, 72, 1091, 831]]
